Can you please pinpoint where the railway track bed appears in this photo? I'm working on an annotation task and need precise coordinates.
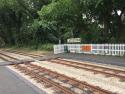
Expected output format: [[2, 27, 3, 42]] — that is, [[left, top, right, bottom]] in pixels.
[[3, 50, 44, 58], [8, 63, 113, 94], [48, 58, 125, 81], [0, 51, 125, 93]]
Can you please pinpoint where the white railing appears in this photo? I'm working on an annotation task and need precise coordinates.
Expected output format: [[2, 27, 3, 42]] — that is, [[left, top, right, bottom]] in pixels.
[[54, 44, 125, 56], [92, 44, 125, 56], [54, 45, 65, 54]]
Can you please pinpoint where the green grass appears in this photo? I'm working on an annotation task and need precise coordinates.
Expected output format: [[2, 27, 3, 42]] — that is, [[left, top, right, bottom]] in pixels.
[[1, 43, 54, 51], [38, 43, 54, 51]]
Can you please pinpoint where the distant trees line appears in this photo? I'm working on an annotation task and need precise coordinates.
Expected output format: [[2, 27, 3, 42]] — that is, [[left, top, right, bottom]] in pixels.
[[0, 0, 125, 47]]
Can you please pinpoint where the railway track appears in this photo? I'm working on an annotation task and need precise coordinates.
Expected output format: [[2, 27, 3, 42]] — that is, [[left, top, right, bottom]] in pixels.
[[0, 52, 113, 94], [48, 58, 125, 81], [13, 63, 113, 94], [3, 50, 44, 58], [0, 52, 33, 65], [2, 50, 125, 81]]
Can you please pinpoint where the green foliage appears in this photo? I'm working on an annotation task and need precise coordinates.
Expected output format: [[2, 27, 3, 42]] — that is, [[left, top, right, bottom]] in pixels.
[[38, 0, 85, 43], [81, 0, 125, 42], [0, 0, 125, 49], [38, 43, 53, 51], [0, 37, 5, 47]]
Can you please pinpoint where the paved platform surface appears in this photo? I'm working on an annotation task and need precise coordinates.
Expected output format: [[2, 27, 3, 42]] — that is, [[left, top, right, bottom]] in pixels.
[[56, 53, 125, 67], [0, 65, 46, 94]]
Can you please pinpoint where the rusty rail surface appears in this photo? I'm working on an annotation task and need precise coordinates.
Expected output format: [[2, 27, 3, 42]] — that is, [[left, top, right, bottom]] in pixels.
[[3, 50, 44, 58], [0, 52, 19, 61], [0, 52, 33, 65], [15, 65, 76, 94], [2, 50, 125, 81], [49, 58, 125, 81], [0, 51, 113, 94], [14, 63, 112, 94], [1, 50, 125, 81]]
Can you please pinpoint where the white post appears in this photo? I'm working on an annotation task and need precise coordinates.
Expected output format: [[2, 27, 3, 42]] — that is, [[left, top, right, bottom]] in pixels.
[[59, 39, 61, 44]]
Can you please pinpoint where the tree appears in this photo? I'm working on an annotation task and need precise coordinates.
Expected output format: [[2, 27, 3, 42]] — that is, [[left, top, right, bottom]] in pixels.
[[0, 0, 51, 46], [81, 0, 125, 42], [0, 0, 125, 47], [38, 0, 86, 43]]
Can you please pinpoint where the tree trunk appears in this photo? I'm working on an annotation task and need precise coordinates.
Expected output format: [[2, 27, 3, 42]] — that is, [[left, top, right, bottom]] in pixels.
[[103, 17, 109, 43], [115, 16, 124, 43]]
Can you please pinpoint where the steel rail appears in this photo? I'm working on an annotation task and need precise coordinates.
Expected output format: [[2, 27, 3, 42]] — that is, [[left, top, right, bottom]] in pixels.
[[49, 59, 125, 81]]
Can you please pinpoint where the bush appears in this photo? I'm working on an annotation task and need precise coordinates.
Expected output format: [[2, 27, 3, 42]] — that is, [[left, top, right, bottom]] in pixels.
[[2, 43, 54, 51], [0, 37, 5, 47], [39, 43, 54, 51]]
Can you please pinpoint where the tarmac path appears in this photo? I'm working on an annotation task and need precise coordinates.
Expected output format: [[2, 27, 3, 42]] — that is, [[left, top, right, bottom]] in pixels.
[[57, 53, 125, 67], [0, 61, 46, 94]]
